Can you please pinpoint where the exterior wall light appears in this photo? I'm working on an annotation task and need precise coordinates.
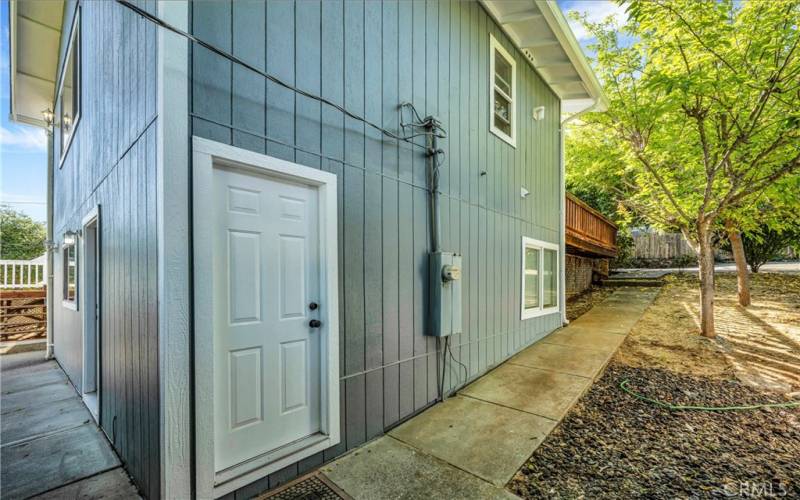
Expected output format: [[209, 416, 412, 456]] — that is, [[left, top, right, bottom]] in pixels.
[[42, 109, 55, 128], [63, 231, 80, 245], [533, 106, 546, 121]]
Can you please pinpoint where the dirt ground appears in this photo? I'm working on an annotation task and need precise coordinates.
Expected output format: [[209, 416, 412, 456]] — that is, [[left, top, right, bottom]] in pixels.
[[617, 273, 800, 394], [566, 286, 615, 322], [509, 273, 800, 499]]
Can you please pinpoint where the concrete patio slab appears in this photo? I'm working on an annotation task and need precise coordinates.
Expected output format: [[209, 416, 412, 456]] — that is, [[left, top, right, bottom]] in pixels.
[[508, 342, 612, 378], [541, 328, 627, 353], [31, 467, 140, 500], [1, 394, 92, 445], [390, 396, 556, 486], [323, 437, 515, 500], [1, 422, 120, 499], [1, 353, 133, 500], [1, 379, 77, 412], [459, 363, 591, 420], [2, 363, 66, 394], [1, 350, 54, 373]]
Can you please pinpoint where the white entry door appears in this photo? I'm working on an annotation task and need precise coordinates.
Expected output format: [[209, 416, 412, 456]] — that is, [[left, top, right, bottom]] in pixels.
[[213, 167, 322, 472]]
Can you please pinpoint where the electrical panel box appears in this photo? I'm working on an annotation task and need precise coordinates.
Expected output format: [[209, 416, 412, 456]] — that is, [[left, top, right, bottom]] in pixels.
[[428, 252, 463, 337]]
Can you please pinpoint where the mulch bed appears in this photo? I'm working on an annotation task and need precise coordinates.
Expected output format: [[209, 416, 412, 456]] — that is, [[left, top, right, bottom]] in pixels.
[[508, 363, 800, 499]]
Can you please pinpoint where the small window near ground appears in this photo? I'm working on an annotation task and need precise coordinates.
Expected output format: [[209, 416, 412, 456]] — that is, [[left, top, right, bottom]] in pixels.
[[521, 237, 559, 319], [490, 34, 516, 147], [63, 238, 78, 308], [58, 12, 81, 163]]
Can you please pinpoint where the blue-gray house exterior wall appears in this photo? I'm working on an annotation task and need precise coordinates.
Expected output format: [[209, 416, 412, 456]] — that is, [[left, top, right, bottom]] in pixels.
[[190, 0, 563, 493], [51, 1, 160, 499], [50, 0, 565, 497]]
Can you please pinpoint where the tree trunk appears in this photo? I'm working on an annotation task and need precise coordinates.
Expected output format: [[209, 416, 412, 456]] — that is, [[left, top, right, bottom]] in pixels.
[[698, 224, 716, 338], [725, 220, 751, 307]]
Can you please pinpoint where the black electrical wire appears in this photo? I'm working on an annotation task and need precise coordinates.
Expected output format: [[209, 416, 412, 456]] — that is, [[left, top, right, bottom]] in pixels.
[[437, 337, 445, 401], [116, 0, 466, 401], [116, 0, 434, 151], [447, 337, 469, 393]]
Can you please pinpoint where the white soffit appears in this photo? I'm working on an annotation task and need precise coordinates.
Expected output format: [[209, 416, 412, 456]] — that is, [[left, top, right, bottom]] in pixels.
[[480, 0, 607, 115], [9, 0, 64, 128]]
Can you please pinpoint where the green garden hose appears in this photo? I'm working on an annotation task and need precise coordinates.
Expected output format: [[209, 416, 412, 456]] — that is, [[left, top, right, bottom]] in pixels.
[[619, 379, 800, 412]]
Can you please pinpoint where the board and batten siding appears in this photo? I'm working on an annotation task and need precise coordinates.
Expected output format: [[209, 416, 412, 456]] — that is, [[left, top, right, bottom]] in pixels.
[[190, 0, 562, 493], [51, 1, 160, 499]]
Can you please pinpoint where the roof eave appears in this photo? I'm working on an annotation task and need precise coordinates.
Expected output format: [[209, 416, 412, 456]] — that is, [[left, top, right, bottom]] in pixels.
[[9, 0, 64, 129], [536, 1, 607, 113], [479, 0, 607, 116]]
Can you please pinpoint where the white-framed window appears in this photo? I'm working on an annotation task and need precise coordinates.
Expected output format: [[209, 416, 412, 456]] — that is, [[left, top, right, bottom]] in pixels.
[[62, 234, 78, 310], [521, 237, 559, 319], [58, 10, 81, 164], [489, 33, 516, 147]]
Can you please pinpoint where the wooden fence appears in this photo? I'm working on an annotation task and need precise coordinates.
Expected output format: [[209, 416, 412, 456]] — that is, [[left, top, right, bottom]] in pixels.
[[631, 230, 695, 260], [1, 289, 47, 342]]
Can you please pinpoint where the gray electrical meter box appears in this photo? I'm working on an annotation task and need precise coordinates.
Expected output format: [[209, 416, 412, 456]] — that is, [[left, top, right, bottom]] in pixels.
[[428, 252, 463, 337]]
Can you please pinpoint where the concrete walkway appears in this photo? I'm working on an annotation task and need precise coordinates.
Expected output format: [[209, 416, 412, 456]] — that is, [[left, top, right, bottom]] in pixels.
[[0, 351, 138, 499], [322, 288, 660, 499]]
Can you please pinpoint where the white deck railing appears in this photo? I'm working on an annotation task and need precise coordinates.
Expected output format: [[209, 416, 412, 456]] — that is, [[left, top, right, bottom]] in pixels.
[[1, 255, 47, 289]]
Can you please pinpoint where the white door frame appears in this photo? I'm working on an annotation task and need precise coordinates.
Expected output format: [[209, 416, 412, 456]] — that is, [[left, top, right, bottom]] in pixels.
[[192, 136, 340, 498], [80, 205, 100, 421]]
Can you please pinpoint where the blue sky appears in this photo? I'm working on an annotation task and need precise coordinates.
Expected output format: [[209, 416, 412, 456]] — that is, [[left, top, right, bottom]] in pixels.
[[0, 0, 48, 223], [0, 1, 623, 226]]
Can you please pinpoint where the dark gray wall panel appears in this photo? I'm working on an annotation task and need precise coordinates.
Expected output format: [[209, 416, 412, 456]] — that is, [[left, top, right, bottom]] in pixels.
[[190, 0, 563, 493], [52, 1, 159, 498]]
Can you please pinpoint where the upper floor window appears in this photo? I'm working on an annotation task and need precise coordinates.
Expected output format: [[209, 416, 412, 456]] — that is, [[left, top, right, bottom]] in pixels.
[[58, 12, 81, 163], [490, 34, 516, 147], [63, 235, 78, 309], [521, 237, 558, 319]]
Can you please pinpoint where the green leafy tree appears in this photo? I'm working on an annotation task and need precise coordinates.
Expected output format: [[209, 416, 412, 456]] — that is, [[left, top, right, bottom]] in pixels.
[[567, 0, 800, 337], [0, 207, 46, 260], [729, 226, 800, 272]]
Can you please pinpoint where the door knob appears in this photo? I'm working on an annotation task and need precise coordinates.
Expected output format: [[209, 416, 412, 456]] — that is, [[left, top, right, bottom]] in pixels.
[[309, 319, 322, 328]]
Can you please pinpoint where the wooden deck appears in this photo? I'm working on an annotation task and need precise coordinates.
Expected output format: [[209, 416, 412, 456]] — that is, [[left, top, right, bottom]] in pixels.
[[0, 289, 47, 342], [565, 193, 618, 258]]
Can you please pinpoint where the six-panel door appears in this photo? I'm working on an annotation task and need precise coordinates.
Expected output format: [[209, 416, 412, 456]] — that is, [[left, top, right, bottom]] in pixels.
[[213, 167, 322, 472]]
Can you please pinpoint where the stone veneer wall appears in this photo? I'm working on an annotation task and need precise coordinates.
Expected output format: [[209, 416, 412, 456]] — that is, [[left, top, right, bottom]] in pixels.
[[566, 254, 609, 299]]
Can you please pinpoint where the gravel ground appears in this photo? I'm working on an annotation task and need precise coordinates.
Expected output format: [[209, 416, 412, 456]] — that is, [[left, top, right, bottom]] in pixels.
[[508, 363, 800, 499], [510, 273, 800, 499]]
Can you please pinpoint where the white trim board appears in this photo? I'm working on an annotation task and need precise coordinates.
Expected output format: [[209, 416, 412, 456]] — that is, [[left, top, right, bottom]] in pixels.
[[156, 1, 192, 498], [80, 205, 100, 422], [192, 137, 341, 499]]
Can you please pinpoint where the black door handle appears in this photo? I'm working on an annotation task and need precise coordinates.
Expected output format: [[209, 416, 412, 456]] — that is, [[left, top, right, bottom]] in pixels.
[[309, 319, 322, 328]]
